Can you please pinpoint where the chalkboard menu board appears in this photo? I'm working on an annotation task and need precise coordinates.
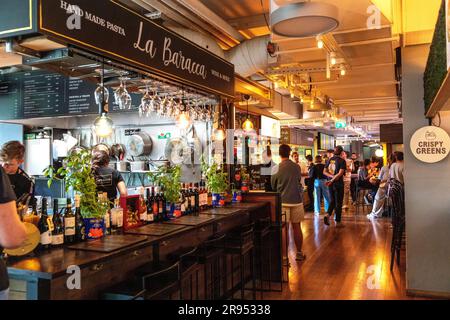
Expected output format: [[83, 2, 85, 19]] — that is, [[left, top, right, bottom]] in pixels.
[[0, 70, 140, 120]]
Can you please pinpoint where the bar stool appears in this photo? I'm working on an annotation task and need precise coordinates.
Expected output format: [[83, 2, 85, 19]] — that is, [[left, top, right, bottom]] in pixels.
[[355, 185, 372, 215], [167, 247, 199, 300], [196, 234, 226, 300], [102, 261, 181, 300], [223, 223, 257, 300], [254, 217, 273, 299]]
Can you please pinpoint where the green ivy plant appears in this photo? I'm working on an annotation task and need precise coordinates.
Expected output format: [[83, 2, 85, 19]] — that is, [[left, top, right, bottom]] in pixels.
[[44, 149, 104, 219], [148, 164, 181, 204], [201, 157, 229, 194], [424, 0, 447, 113]]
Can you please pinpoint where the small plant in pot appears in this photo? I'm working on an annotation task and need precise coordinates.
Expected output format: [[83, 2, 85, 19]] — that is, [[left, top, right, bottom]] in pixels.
[[44, 149, 106, 240], [148, 164, 181, 218], [201, 158, 229, 207]]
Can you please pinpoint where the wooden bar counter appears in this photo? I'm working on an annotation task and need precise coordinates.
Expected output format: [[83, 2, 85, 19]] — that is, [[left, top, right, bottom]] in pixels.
[[6, 199, 281, 300]]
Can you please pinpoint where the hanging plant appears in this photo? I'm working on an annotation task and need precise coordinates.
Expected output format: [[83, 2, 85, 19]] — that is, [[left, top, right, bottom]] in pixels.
[[44, 149, 104, 219]]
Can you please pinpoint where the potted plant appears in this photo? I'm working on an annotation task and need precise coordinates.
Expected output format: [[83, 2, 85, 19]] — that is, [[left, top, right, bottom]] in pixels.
[[44, 149, 106, 240], [201, 158, 229, 207], [240, 166, 250, 193], [148, 164, 181, 218]]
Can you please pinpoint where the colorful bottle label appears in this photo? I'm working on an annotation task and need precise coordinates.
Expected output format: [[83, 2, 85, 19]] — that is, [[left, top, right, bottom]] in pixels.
[[40, 231, 52, 245], [52, 234, 64, 245], [64, 217, 75, 236]]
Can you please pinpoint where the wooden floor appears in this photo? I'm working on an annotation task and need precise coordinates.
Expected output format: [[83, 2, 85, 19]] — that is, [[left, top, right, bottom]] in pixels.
[[264, 208, 417, 300]]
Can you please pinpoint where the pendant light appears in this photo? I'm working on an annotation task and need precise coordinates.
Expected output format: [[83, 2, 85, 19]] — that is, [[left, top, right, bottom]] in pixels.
[[93, 60, 114, 138], [176, 90, 191, 130], [213, 100, 226, 141], [242, 94, 254, 132]]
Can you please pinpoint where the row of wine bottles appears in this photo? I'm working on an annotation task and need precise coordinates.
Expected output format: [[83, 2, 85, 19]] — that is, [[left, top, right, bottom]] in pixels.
[[137, 181, 214, 224], [38, 195, 85, 250]]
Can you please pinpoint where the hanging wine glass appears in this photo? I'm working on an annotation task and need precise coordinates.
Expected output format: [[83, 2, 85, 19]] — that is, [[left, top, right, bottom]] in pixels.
[[122, 91, 132, 110], [114, 77, 128, 110], [94, 68, 109, 106], [172, 98, 182, 118], [158, 95, 167, 117]]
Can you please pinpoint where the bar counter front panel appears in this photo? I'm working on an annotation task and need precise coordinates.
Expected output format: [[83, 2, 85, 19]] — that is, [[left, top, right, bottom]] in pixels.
[[7, 199, 282, 300]]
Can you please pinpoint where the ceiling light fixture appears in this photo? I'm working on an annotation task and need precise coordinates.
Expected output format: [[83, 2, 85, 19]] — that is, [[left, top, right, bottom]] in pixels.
[[242, 94, 254, 132], [330, 52, 337, 66], [340, 65, 346, 76], [270, 1, 339, 38], [316, 35, 324, 49], [93, 60, 114, 139]]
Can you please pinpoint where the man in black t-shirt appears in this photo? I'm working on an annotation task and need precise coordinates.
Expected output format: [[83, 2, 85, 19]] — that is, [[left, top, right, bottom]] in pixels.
[[92, 151, 128, 204], [323, 146, 347, 226], [0, 167, 27, 300]]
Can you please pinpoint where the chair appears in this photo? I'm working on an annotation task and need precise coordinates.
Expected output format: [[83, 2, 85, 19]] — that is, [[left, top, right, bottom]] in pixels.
[[167, 247, 199, 300], [223, 223, 257, 300], [196, 234, 227, 300], [387, 179, 405, 271], [102, 261, 181, 300], [355, 184, 373, 215]]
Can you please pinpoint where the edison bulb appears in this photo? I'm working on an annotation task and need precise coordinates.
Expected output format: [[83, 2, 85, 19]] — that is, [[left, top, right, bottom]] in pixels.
[[213, 128, 226, 141], [177, 111, 191, 130], [93, 113, 114, 138], [375, 149, 384, 158], [242, 118, 254, 132]]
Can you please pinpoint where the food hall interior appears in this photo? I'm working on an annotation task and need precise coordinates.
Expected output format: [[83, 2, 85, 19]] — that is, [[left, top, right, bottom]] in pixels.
[[0, 0, 449, 302]]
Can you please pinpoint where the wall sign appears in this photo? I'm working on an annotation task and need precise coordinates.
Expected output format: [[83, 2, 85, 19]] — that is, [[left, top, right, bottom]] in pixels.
[[38, 0, 235, 98], [410, 126, 450, 163], [0, 0, 37, 38]]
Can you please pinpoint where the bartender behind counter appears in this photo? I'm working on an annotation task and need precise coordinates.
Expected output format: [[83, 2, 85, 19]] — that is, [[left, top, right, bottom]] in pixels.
[[92, 150, 128, 204], [0, 141, 35, 200]]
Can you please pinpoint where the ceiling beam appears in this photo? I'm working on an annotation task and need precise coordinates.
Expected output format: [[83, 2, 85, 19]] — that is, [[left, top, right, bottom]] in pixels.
[[228, 14, 268, 30], [339, 36, 400, 47]]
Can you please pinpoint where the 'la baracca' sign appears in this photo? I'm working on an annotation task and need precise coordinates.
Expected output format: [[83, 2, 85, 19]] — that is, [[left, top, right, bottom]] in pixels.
[[410, 126, 450, 163]]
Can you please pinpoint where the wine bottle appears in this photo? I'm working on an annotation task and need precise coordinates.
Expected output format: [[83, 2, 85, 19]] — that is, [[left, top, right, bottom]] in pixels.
[[38, 197, 52, 251], [158, 187, 164, 220], [152, 186, 159, 222], [52, 199, 64, 247], [139, 187, 148, 224], [146, 188, 154, 223], [64, 198, 76, 244], [180, 183, 186, 216], [113, 198, 124, 230], [74, 195, 86, 242], [194, 183, 200, 214]]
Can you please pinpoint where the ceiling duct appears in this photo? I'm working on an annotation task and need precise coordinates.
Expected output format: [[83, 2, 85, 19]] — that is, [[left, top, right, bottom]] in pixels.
[[270, 1, 339, 38], [225, 36, 271, 78]]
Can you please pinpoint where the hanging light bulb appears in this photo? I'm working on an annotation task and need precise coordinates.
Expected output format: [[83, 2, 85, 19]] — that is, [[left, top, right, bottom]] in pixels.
[[300, 96, 304, 103], [375, 148, 384, 158], [316, 35, 324, 49], [242, 94, 254, 132], [340, 65, 346, 76], [177, 111, 191, 130], [213, 128, 226, 141], [290, 91, 295, 99], [330, 52, 337, 66], [274, 82, 279, 89], [242, 118, 254, 132], [93, 113, 114, 138], [93, 60, 114, 138]]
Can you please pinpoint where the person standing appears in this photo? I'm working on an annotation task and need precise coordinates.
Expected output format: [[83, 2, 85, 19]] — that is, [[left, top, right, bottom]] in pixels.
[[390, 151, 404, 184], [0, 166, 27, 300], [304, 155, 315, 211], [92, 150, 128, 204], [323, 146, 347, 226], [0, 141, 35, 200], [312, 155, 330, 216], [367, 154, 396, 219], [271, 144, 306, 261], [341, 151, 354, 210]]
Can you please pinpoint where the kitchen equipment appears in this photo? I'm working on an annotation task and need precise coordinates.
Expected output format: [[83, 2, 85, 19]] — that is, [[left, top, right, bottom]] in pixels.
[[126, 132, 153, 157], [117, 161, 130, 172], [130, 161, 146, 172], [164, 137, 189, 165], [110, 143, 126, 161]]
